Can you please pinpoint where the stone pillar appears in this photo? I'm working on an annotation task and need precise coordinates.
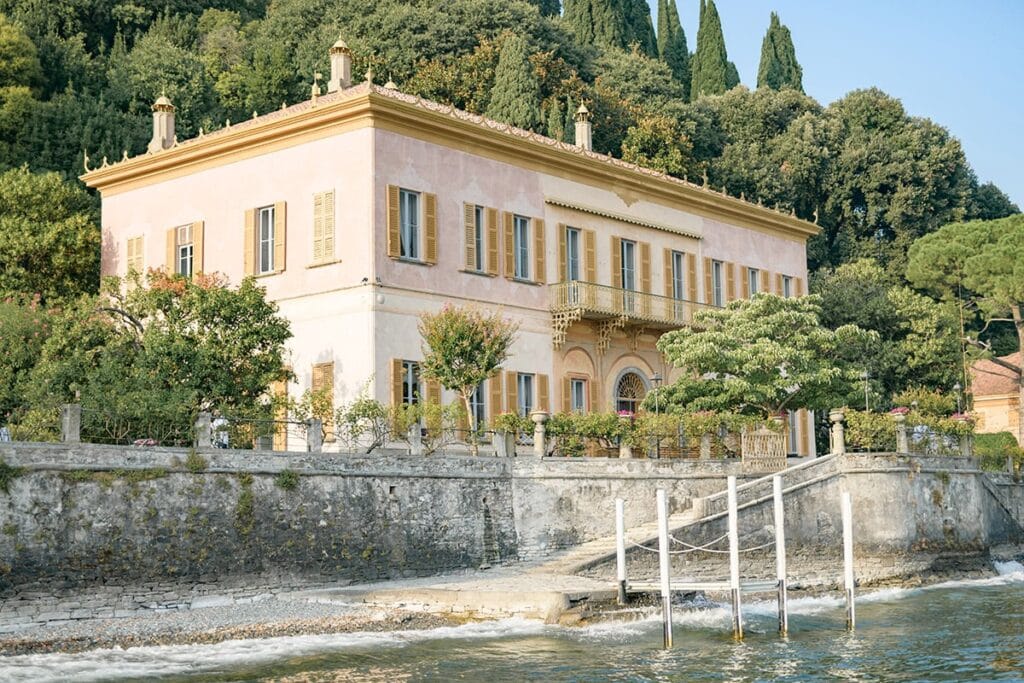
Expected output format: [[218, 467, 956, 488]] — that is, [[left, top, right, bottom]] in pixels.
[[574, 103, 592, 151], [61, 403, 81, 444], [958, 433, 972, 457], [409, 424, 424, 456], [829, 409, 846, 456], [894, 413, 908, 454], [147, 95, 175, 153], [493, 431, 514, 457], [327, 36, 353, 92], [618, 413, 633, 459], [530, 411, 549, 457], [1008, 453, 1016, 475], [700, 433, 713, 460], [195, 412, 212, 449], [307, 419, 323, 453]]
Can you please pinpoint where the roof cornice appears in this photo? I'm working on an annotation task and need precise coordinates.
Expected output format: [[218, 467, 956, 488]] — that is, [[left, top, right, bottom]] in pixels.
[[82, 87, 820, 240]]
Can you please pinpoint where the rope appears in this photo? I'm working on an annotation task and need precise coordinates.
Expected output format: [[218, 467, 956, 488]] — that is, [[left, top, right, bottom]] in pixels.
[[626, 534, 775, 556], [737, 539, 777, 554], [625, 539, 690, 555], [668, 532, 729, 552]]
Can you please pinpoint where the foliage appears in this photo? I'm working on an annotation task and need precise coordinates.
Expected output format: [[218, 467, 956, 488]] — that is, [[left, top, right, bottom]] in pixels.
[[335, 392, 391, 454], [656, 294, 873, 417], [621, 115, 694, 177], [184, 449, 208, 473], [656, 0, 689, 100], [0, 458, 24, 494], [418, 304, 518, 439], [274, 468, 299, 490], [292, 385, 333, 440], [484, 33, 541, 130], [690, 0, 732, 98], [0, 167, 99, 303], [0, 14, 41, 89], [891, 388, 956, 416], [0, 296, 50, 413], [563, 0, 655, 56], [843, 409, 896, 452], [757, 12, 802, 92], [968, 182, 1019, 221], [973, 432, 1021, 473], [390, 400, 464, 455], [814, 259, 961, 404], [490, 411, 533, 435]]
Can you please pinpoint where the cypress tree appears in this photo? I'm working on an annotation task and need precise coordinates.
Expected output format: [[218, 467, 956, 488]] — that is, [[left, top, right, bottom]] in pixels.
[[524, 0, 561, 16], [485, 34, 542, 130], [656, 0, 690, 100], [757, 12, 803, 92], [623, 0, 658, 57], [564, 96, 576, 142], [690, 0, 732, 98], [563, 0, 624, 48], [546, 97, 564, 141]]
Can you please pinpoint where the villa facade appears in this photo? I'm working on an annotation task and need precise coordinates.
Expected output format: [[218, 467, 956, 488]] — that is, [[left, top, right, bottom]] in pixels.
[[82, 39, 819, 455]]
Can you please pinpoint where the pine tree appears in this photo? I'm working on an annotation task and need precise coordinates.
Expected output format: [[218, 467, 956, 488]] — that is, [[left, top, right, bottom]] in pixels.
[[757, 12, 803, 92], [485, 34, 542, 130], [656, 0, 690, 100], [690, 0, 732, 98]]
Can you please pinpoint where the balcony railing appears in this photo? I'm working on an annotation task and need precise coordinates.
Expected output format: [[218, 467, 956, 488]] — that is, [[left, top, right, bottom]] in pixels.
[[550, 281, 715, 348]]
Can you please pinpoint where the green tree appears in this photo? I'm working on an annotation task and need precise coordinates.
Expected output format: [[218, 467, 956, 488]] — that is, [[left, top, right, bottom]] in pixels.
[[622, 0, 657, 57], [417, 304, 519, 453], [0, 296, 51, 414], [563, 0, 623, 49], [0, 167, 99, 303], [656, 0, 689, 99], [485, 33, 542, 130], [655, 294, 871, 417], [968, 181, 1020, 221], [757, 12, 802, 92], [621, 114, 693, 176], [907, 214, 1024, 444], [0, 14, 42, 89], [690, 0, 731, 98], [527, 0, 560, 16], [545, 95, 564, 140]]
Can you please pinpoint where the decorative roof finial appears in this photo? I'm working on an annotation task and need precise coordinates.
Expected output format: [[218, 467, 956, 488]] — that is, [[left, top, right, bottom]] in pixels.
[[82, 151, 91, 172], [383, 77, 397, 90], [311, 72, 322, 105], [365, 67, 374, 84], [702, 169, 709, 188], [813, 208, 820, 224]]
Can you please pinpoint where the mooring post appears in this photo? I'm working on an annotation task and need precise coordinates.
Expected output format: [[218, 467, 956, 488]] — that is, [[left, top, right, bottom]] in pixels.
[[615, 498, 627, 606], [842, 490, 856, 631], [727, 475, 743, 640], [773, 475, 788, 636], [656, 489, 673, 648]]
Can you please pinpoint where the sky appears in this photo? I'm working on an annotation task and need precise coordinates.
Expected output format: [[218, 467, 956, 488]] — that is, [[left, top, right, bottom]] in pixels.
[[649, 0, 1024, 207]]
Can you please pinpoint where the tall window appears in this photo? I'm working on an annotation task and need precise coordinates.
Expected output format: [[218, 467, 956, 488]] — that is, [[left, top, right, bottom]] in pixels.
[[620, 240, 637, 291], [513, 215, 530, 280], [126, 236, 144, 273], [517, 373, 534, 417], [469, 384, 485, 428], [176, 224, 194, 278], [671, 251, 685, 299], [400, 189, 420, 260], [566, 227, 581, 281], [473, 206, 484, 272], [615, 372, 646, 414], [712, 260, 725, 307], [570, 378, 587, 413], [787, 410, 798, 454], [401, 361, 420, 405], [782, 275, 793, 299], [258, 206, 275, 274], [748, 267, 760, 297]]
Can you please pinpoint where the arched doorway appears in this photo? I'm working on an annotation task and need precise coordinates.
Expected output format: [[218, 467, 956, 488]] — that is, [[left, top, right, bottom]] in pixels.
[[615, 371, 648, 414]]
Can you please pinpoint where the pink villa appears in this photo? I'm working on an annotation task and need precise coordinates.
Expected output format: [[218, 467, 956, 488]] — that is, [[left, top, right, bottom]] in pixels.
[[82, 37, 819, 456]]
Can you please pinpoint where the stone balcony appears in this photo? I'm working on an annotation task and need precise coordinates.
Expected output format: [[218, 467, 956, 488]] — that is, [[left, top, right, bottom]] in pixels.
[[549, 281, 715, 351]]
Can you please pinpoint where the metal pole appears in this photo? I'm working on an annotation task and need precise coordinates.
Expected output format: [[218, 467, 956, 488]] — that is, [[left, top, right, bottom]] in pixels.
[[773, 475, 788, 636], [656, 489, 673, 648], [727, 476, 743, 640], [615, 498, 627, 605], [842, 491, 855, 631]]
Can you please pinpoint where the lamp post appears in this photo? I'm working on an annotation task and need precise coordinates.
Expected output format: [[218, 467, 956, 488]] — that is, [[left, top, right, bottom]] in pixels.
[[860, 370, 870, 412], [650, 373, 663, 459], [953, 382, 963, 413]]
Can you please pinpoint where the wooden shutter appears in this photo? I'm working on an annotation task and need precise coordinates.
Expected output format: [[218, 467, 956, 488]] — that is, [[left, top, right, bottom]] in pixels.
[[584, 229, 596, 282], [165, 228, 176, 274], [505, 370, 518, 415], [313, 190, 335, 263], [760, 269, 770, 295], [663, 249, 673, 298], [588, 379, 599, 413], [741, 267, 750, 299], [273, 201, 286, 272], [486, 208, 499, 275], [795, 277, 805, 296], [725, 261, 736, 302], [639, 242, 651, 293], [488, 371, 503, 420], [244, 209, 256, 276], [561, 377, 571, 413], [558, 224, 567, 282], [426, 379, 441, 405], [537, 374, 550, 412], [464, 203, 477, 270], [311, 362, 335, 440], [799, 409, 810, 456], [775, 272, 784, 295], [192, 221, 205, 274], [323, 190, 335, 261], [386, 185, 400, 258], [503, 212, 514, 279], [390, 358, 403, 407], [424, 192, 437, 264], [126, 237, 140, 273], [686, 253, 698, 302], [703, 257, 713, 304], [533, 218, 545, 283], [611, 237, 622, 289]]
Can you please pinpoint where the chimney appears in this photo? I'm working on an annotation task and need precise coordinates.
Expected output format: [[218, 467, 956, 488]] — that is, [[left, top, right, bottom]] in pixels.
[[147, 94, 176, 153], [327, 36, 353, 93], [574, 103, 592, 152]]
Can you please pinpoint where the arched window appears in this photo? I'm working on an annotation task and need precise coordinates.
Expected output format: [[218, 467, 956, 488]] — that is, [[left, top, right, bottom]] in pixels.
[[615, 372, 647, 414]]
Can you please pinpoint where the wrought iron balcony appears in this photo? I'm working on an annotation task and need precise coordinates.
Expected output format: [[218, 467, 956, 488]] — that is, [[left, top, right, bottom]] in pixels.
[[549, 280, 714, 350]]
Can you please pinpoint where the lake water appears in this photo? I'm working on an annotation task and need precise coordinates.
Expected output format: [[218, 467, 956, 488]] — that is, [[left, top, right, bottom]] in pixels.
[[4, 561, 1023, 683]]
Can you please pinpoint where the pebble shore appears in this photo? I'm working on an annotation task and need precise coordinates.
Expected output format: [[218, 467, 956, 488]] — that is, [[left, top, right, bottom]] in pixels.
[[0, 599, 459, 656]]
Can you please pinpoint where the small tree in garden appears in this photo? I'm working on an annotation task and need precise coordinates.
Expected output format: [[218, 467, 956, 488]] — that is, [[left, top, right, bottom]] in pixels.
[[654, 294, 872, 418], [418, 305, 519, 452]]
